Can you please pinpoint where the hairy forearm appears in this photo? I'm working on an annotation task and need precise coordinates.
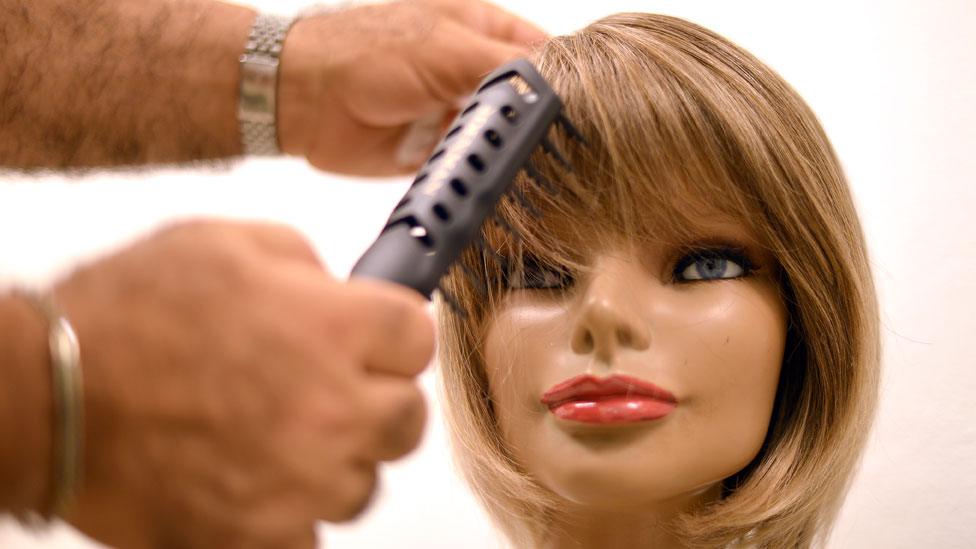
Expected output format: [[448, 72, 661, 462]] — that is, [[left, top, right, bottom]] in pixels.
[[0, 293, 52, 516], [0, 0, 256, 168]]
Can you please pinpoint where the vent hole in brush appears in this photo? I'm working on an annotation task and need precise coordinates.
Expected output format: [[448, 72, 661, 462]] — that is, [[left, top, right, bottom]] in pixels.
[[460, 101, 480, 117], [432, 203, 451, 222], [501, 105, 519, 124], [402, 217, 434, 247], [444, 126, 462, 139], [427, 149, 445, 164], [484, 129, 503, 148], [411, 173, 428, 187], [450, 178, 468, 197], [467, 154, 486, 172]]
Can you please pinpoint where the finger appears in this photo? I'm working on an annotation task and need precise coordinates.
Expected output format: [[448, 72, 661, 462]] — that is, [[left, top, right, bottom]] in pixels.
[[472, 1, 549, 46], [238, 221, 325, 269], [270, 526, 317, 549], [418, 20, 529, 103], [391, 108, 463, 173], [266, 267, 432, 377], [430, 0, 549, 47], [359, 375, 427, 461], [320, 459, 379, 523], [304, 100, 423, 177], [341, 279, 435, 377], [456, 33, 528, 86]]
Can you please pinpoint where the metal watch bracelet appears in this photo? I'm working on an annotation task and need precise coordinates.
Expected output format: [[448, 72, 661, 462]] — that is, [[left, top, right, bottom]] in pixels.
[[238, 13, 295, 156]]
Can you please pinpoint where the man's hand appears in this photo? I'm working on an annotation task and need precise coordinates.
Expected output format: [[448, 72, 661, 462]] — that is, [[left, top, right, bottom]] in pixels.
[[0, 0, 545, 170], [278, 0, 548, 175], [53, 220, 434, 549]]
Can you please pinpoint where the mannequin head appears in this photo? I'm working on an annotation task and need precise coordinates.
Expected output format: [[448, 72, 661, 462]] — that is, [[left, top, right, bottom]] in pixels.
[[437, 13, 879, 548]]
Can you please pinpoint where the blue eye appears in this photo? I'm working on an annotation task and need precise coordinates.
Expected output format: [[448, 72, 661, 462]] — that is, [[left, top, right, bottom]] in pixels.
[[675, 247, 754, 282]]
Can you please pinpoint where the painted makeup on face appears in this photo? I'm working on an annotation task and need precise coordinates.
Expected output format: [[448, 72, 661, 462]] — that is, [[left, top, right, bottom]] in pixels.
[[481, 215, 788, 509]]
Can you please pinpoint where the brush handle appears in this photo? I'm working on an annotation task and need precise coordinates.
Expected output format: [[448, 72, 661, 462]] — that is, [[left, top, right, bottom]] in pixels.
[[351, 59, 562, 298]]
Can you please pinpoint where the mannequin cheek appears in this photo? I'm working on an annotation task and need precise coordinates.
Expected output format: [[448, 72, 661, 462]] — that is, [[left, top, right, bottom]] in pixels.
[[487, 359, 549, 453], [482, 320, 549, 450], [682, 312, 785, 474], [684, 282, 787, 400]]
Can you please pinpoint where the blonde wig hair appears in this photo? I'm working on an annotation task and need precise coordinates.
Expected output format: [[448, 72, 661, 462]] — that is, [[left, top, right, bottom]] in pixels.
[[436, 13, 880, 548]]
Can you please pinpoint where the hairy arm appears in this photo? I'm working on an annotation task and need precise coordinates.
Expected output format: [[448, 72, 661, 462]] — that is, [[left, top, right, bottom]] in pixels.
[[0, 0, 255, 168]]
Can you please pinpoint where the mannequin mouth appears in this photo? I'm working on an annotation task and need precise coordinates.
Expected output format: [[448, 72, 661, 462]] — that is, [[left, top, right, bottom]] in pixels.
[[541, 374, 678, 424]]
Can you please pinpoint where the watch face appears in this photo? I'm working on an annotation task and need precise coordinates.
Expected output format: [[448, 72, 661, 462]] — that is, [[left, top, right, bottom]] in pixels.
[[239, 55, 278, 123]]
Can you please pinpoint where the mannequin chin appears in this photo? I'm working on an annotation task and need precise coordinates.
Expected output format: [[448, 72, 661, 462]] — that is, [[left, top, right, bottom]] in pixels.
[[482, 224, 787, 513]]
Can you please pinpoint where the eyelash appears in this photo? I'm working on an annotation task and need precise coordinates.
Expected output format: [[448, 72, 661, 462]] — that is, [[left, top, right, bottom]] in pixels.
[[671, 246, 757, 283], [504, 256, 574, 291], [503, 246, 757, 291]]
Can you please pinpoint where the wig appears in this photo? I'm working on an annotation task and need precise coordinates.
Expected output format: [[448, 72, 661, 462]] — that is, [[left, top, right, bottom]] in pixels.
[[436, 13, 880, 548]]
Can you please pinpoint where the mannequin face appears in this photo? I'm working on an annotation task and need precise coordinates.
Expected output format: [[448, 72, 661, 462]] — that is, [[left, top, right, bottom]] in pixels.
[[482, 215, 788, 510]]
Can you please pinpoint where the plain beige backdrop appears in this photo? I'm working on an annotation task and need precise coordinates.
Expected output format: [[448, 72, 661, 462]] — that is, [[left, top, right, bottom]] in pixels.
[[1, 0, 974, 547]]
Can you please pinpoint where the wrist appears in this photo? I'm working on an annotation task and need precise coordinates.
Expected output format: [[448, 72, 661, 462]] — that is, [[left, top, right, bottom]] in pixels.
[[0, 293, 53, 516], [277, 16, 320, 158], [275, 8, 349, 160]]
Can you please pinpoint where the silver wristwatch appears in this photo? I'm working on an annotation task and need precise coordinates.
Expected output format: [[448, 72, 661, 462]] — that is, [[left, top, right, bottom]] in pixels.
[[238, 13, 295, 156]]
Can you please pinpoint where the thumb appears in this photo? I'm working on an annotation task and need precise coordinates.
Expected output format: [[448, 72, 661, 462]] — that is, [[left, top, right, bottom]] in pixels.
[[469, 35, 530, 78], [432, 24, 530, 102], [276, 527, 318, 549], [429, 0, 549, 48]]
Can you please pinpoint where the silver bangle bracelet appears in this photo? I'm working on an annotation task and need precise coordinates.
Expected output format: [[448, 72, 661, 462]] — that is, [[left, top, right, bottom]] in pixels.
[[21, 290, 84, 518]]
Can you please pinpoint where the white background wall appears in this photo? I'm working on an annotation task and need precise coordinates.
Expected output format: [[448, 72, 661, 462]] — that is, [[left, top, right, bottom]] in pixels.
[[1, 0, 974, 547]]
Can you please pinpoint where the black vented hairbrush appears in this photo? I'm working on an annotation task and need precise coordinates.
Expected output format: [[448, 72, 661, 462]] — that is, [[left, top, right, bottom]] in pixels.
[[351, 58, 585, 313]]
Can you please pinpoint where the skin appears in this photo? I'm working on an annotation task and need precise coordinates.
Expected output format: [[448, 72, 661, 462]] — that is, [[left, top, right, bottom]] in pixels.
[[2, 220, 435, 549], [483, 218, 788, 549], [0, 0, 546, 546], [279, 0, 547, 174], [0, 0, 546, 174]]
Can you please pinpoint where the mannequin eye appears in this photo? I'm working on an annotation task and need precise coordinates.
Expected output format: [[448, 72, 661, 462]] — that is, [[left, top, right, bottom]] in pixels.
[[505, 256, 574, 290], [674, 247, 755, 282]]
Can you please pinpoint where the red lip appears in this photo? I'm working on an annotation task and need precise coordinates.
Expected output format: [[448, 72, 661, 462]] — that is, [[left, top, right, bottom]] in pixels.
[[541, 374, 677, 424]]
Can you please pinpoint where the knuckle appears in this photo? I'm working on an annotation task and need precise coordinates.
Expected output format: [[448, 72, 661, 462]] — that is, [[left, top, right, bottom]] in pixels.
[[375, 296, 434, 370], [258, 222, 321, 264], [170, 218, 233, 242], [312, 384, 368, 438], [158, 219, 246, 261], [376, 383, 427, 458], [166, 217, 212, 234], [396, 389, 427, 455], [329, 463, 378, 522], [263, 221, 305, 245], [410, 309, 436, 365]]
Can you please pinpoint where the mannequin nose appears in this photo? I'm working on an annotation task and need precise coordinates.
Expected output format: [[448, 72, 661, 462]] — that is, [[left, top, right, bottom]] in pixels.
[[570, 279, 651, 363]]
